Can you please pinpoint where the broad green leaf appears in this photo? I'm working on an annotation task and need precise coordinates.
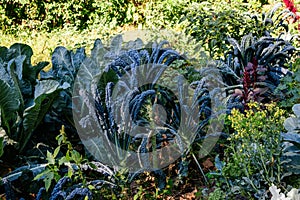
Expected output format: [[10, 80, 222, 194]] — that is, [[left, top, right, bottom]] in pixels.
[[10, 55, 26, 80], [8, 44, 37, 81], [110, 34, 123, 55], [281, 131, 300, 178], [47, 171, 54, 181], [71, 48, 86, 71], [9, 43, 33, 60], [96, 68, 119, 96], [282, 133, 300, 144], [0, 79, 19, 138], [8, 58, 25, 111], [284, 117, 298, 132], [53, 146, 60, 158], [71, 150, 82, 163], [45, 173, 54, 191], [0, 79, 19, 114], [50, 47, 86, 86], [91, 39, 107, 64], [282, 153, 300, 165], [20, 80, 69, 152], [34, 80, 63, 98], [46, 151, 55, 165], [125, 38, 144, 50], [51, 47, 71, 72], [67, 167, 73, 178], [0, 46, 8, 61], [0, 62, 12, 85], [292, 104, 300, 118]]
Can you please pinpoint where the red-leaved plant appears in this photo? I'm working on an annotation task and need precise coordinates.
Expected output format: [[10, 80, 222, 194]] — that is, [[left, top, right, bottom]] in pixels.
[[283, 0, 300, 30], [243, 58, 267, 107], [232, 58, 269, 110], [224, 33, 296, 112]]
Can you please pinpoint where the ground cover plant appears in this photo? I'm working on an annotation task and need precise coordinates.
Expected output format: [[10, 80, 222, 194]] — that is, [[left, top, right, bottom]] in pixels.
[[0, 0, 300, 199]]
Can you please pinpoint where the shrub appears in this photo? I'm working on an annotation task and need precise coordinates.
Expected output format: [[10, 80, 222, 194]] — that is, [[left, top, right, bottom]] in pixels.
[[181, 1, 262, 58], [0, 0, 109, 32], [0, 0, 187, 33], [182, 2, 299, 59]]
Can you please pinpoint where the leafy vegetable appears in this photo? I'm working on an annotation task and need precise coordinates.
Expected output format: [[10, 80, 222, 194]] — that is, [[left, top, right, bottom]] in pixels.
[[281, 104, 300, 178], [73, 35, 211, 171], [221, 34, 296, 111], [0, 43, 68, 153], [39, 46, 86, 136]]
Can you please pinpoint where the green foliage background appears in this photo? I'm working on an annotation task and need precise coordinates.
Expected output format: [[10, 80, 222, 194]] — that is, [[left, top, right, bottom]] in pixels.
[[0, 0, 299, 65]]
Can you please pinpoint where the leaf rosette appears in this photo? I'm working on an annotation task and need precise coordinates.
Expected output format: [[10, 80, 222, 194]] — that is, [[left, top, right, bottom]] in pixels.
[[72, 31, 225, 172]]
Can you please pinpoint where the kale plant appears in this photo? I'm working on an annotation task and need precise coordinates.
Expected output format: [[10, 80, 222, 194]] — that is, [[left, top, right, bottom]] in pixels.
[[0, 43, 69, 153], [36, 175, 94, 200], [221, 33, 296, 111], [39, 46, 86, 138], [72, 35, 213, 186]]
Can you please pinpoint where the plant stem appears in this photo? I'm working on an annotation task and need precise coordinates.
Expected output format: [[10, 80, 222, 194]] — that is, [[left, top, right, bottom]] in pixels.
[[192, 153, 208, 185]]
